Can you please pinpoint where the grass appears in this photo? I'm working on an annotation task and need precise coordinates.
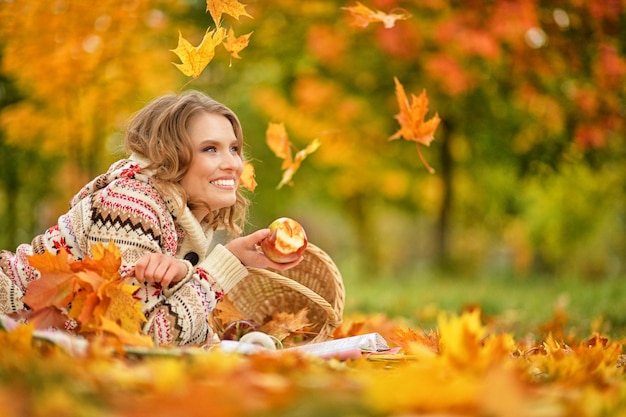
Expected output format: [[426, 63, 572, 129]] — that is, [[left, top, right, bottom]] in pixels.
[[342, 271, 626, 340]]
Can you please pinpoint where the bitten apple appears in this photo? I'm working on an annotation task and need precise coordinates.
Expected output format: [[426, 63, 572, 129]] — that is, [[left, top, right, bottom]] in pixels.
[[260, 217, 308, 263]]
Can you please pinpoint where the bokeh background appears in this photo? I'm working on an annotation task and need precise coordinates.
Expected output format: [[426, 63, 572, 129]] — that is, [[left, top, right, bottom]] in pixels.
[[1, 0, 625, 333]]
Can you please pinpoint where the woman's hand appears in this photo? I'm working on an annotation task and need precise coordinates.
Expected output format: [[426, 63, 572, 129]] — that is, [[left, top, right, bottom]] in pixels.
[[225, 229, 303, 271], [132, 253, 188, 288]]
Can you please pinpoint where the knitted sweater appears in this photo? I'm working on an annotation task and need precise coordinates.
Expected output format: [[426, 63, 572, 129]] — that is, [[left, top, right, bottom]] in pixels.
[[0, 157, 249, 346]]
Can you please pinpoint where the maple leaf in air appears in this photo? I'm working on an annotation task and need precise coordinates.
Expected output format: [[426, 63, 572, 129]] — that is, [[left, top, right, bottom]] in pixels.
[[266, 122, 321, 189], [206, 0, 252, 27], [342, 1, 411, 29], [171, 27, 227, 79], [390, 77, 441, 173], [239, 161, 257, 192], [223, 26, 253, 66]]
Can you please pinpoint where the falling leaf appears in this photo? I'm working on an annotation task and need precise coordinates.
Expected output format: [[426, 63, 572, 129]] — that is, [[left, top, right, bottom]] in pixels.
[[206, 0, 252, 27], [171, 28, 227, 79], [342, 2, 411, 29], [266, 122, 320, 189], [266, 122, 292, 169], [276, 138, 321, 189], [389, 76, 441, 173], [223, 26, 253, 66], [239, 161, 257, 192]]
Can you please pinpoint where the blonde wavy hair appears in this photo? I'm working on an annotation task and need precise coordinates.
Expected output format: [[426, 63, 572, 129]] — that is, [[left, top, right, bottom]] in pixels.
[[124, 90, 249, 235]]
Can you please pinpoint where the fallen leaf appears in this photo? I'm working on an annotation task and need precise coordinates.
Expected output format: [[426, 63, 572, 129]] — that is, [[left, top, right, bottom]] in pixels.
[[24, 242, 152, 348], [260, 308, 312, 343], [391, 327, 440, 354], [23, 250, 78, 310]]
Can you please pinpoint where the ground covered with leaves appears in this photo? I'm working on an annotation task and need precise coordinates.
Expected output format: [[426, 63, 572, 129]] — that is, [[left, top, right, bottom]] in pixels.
[[1, 309, 626, 417]]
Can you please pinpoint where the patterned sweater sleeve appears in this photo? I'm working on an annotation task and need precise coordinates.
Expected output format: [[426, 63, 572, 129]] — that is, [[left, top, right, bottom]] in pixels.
[[146, 244, 249, 346], [0, 175, 248, 347]]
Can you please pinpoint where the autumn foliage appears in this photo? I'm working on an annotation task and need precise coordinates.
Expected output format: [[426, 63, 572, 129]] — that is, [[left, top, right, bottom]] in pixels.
[[21, 242, 153, 348], [0, 0, 625, 415], [1, 306, 626, 416]]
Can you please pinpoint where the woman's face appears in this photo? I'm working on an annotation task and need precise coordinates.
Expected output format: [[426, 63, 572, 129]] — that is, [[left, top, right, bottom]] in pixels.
[[180, 111, 243, 220]]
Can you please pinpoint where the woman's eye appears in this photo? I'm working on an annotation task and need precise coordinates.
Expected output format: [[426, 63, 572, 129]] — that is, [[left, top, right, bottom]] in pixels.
[[230, 145, 240, 153], [202, 146, 216, 153]]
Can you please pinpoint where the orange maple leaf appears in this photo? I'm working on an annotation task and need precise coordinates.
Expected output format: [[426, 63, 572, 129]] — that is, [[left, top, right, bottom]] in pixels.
[[239, 161, 257, 192], [266, 122, 292, 169], [206, 0, 252, 27], [223, 26, 253, 66], [266, 122, 321, 189], [24, 250, 78, 310], [83, 240, 121, 280], [277, 139, 320, 189], [391, 327, 440, 355], [171, 27, 227, 79], [25, 243, 152, 347], [260, 308, 312, 343], [212, 296, 244, 327], [342, 2, 411, 29], [390, 77, 441, 173]]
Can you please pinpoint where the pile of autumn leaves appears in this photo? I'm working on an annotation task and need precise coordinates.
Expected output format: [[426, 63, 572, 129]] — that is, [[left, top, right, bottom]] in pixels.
[[0, 244, 625, 416]]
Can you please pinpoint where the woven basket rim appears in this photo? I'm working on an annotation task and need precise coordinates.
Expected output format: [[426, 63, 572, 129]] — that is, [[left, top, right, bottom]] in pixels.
[[213, 243, 344, 343]]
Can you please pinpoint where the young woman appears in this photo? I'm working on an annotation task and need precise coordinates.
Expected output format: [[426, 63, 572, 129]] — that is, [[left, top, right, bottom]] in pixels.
[[0, 90, 301, 346]]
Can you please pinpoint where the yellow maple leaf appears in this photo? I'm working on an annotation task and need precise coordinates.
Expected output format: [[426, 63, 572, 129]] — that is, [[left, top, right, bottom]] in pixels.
[[266, 122, 320, 189], [223, 26, 253, 66], [260, 308, 312, 342], [86, 240, 121, 280], [239, 161, 257, 192], [171, 27, 227, 79], [342, 1, 411, 29], [266, 122, 292, 169], [212, 296, 244, 328], [277, 138, 321, 190], [390, 77, 441, 173], [206, 0, 252, 27], [99, 281, 146, 333]]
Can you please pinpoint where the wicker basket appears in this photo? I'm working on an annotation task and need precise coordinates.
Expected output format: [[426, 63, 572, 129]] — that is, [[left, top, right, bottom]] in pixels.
[[212, 243, 345, 344]]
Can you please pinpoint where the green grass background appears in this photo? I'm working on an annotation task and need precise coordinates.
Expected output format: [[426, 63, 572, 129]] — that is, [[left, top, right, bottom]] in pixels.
[[342, 272, 626, 340]]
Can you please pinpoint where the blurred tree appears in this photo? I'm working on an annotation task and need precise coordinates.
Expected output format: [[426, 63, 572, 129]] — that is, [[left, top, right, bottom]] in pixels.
[[187, 0, 625, 278], [0, 0, 183, 248], [1, 0, 624, 280]]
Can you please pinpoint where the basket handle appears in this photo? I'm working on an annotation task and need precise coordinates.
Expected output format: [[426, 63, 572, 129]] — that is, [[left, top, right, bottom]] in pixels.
[[246, 267, 342, 327]]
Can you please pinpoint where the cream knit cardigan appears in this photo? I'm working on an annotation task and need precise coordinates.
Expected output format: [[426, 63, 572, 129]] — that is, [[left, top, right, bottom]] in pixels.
[[0, 157, 248, 346]]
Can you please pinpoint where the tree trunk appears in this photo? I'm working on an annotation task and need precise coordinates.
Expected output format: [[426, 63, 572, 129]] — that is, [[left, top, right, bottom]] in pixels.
[[435, 121, 453, 270]]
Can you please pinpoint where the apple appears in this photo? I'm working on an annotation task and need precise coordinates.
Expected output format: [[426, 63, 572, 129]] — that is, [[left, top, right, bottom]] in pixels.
[[221, 320, 259, 341], [260, 217, 308, 263]]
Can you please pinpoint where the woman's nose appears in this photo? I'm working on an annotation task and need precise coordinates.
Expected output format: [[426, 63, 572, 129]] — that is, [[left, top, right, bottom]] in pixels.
[[220, 152, 240, 170]]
